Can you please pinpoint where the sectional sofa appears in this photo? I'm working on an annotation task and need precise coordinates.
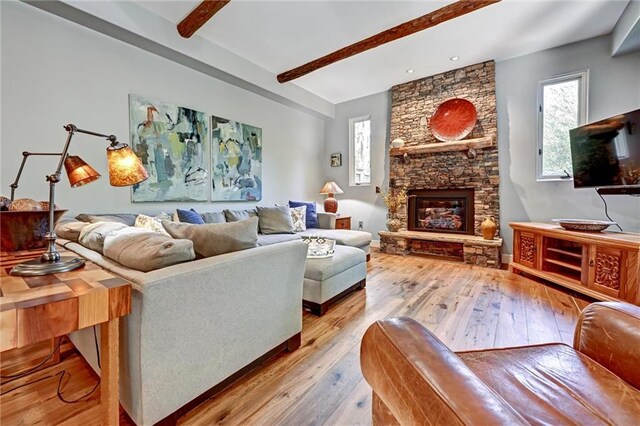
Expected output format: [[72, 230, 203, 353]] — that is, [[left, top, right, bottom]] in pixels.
[[57, 208, 371, 425]]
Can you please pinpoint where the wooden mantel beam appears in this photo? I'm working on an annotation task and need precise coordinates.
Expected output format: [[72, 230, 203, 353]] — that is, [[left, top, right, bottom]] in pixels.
[[177, 0, 231, 38], [277, 0, 501, 83]]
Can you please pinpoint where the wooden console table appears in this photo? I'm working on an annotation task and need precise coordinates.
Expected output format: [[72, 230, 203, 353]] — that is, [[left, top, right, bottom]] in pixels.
[[1, 248, 132, 425], [510, 222, 640, 305]]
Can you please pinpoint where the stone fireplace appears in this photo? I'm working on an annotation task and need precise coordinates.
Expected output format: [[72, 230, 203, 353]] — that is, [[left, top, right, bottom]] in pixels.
[[379, 61, 502, 268], [407, 189, 474, 235]]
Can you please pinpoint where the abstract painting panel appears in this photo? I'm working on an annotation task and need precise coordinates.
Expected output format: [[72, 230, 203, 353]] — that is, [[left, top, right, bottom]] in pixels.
[[211, 116, 262, 201], [129, 94, 209, 202]]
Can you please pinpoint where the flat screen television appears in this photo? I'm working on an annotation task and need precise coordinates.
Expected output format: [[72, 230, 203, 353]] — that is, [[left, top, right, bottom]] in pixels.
[[569, 108, 640, 194]]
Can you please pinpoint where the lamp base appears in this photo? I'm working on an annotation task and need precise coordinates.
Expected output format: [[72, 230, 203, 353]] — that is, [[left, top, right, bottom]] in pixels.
[[10, 256, 85, 277], [324, 197, 338, 213]]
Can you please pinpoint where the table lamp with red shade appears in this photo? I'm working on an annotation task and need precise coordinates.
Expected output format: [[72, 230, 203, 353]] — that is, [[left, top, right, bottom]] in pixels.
[[320, 181, 344, 214]]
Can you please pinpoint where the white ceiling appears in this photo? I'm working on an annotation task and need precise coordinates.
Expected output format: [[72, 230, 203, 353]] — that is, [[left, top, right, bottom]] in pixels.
[[133, 0, 630, 104]]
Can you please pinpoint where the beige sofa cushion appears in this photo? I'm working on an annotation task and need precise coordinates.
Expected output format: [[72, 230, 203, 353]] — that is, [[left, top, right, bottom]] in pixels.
[[55, 220, 89, 242], [78, 222, 128, 254], [103, 228, 195, 272], [163, 217, 259, 258]]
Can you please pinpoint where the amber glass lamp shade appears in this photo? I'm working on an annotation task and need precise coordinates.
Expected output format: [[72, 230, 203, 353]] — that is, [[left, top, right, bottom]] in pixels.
[[106, 143, 149, 186], [64, 155, 101, 188]]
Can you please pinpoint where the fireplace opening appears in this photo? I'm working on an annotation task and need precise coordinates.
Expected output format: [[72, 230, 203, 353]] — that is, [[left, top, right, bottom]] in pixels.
[[408, 189, 474, 235]]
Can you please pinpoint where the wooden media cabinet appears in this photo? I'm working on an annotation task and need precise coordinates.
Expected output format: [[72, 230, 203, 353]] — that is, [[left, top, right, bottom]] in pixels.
[[510, 222, 640, 305]]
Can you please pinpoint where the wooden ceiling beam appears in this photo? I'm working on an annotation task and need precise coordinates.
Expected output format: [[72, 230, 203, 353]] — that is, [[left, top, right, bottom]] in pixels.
[[277, 0, 501, 83], [177, 0, 231, 38]]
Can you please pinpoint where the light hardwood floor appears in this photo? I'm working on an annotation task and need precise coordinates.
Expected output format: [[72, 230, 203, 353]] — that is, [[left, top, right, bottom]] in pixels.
[[0, 249, 591, 425]]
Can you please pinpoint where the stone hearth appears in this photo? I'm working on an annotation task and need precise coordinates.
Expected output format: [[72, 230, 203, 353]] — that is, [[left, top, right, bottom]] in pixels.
[[380, 61, 501, 268]]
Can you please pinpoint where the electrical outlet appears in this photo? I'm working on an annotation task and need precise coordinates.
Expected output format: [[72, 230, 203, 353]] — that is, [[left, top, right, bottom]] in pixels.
[[375, 186, 381, 193], [358, 221, 364, 230]]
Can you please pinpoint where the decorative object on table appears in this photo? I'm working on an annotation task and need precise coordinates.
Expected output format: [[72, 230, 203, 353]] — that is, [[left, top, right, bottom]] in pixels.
[[211, 115, 262, 201], [8, 198, 41, 211], [320, 181, 344, 213], [129, 94, 209, 202], [302, 236, 336, 258], [330, 152, 342, 167], [552, 219, 617, 232], [430, 98, 477, 142], [381, 186, 407, 232], [391, 138, 405, 149], [0, 196, 11, 211], [480, 216, 497, 240], [6, 123, 148, 276], [1, 210, 67, 252]]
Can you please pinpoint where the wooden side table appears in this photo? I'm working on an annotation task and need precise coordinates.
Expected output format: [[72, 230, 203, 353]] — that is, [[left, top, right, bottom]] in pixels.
[[335, 216, 351, 230], [1, 247, 131, 425]]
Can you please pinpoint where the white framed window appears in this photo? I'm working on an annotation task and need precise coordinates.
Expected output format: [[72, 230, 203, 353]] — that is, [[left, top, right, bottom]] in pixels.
[[536, 70, 589, 181], [349, 115, 371, 186]]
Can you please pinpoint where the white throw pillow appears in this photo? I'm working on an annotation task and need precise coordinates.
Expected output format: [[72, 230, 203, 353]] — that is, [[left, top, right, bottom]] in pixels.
[[135, 214, 171, 237], [291, 205, 307, 232]]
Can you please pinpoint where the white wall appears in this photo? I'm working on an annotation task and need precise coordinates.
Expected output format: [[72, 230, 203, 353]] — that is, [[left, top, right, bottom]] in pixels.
[[323, 92, 390, 237], [497, 34, 640, 252], [0, 1, 325, 216]]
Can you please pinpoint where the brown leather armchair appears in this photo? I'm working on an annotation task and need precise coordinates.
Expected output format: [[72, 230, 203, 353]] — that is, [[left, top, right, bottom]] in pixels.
[[360, 302, 640, 425]]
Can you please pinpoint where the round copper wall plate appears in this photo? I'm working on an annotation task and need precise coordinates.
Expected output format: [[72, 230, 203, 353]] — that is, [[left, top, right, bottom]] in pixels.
[[430, 98, 477, 142]]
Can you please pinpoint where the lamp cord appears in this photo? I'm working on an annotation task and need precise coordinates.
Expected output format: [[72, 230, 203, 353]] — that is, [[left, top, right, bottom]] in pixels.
[[596, 189, 623, 232], [1, 326, 101, 403]]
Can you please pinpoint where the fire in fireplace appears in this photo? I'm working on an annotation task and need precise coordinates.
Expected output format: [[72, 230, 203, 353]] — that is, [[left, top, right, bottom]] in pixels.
[[407, 189, 475, 235]]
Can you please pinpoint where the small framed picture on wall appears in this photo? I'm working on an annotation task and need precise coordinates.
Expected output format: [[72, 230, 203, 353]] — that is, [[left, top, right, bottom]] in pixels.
[[330, 153, 342, 167]]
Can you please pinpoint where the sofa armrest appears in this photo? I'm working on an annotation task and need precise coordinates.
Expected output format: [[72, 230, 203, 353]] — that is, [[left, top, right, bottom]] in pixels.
[[574, 301, 640, 389], [361, 318, 527, 425], [317, 212, 336, 229]]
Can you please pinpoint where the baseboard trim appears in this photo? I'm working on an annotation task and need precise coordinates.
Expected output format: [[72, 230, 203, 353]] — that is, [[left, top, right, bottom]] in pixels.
[[370, 239, 380, 248], [502, 254, 513, 265]]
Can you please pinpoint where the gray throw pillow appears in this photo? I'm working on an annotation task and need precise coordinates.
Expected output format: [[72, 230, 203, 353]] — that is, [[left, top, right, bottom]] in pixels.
[[75, 213, 137, 226], [256, 206, 295, 235], [78, 222, 128, 254], [163, 217, 259, 258], [200, 211, 227, 224], [223, 209, 257, 222], [103, 228, 195, 272]]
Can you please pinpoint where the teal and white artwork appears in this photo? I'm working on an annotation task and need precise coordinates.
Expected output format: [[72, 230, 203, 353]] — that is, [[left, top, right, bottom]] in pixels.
[[129, 94, 209, 202], [211, 116, 262, 201]]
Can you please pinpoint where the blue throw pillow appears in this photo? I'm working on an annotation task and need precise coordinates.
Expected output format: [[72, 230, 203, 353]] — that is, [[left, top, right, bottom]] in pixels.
[[289, 201, 318, 229], [176, 208, 205, 224]]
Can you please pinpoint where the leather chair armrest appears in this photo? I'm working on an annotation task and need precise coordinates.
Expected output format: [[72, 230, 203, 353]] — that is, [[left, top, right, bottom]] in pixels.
[[574, 301, 640, 389], [317, 212, 337, 229], [360, 318, 527, 425]]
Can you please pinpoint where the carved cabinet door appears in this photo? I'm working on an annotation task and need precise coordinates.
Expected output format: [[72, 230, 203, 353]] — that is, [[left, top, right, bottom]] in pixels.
[[588, 245, 627, 299], [515, 231, 538, 269]]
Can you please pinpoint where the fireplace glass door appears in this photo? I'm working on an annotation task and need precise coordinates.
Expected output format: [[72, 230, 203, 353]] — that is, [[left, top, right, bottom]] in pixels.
[[408, 189, 474, 235]]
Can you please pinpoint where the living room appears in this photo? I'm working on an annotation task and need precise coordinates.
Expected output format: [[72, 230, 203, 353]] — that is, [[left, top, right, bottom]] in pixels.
[[1, 0, 639, 425]]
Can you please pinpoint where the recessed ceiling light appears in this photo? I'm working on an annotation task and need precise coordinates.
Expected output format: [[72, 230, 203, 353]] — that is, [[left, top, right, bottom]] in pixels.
[[406, 69, 414, 74], [450, 56, 460, 61]]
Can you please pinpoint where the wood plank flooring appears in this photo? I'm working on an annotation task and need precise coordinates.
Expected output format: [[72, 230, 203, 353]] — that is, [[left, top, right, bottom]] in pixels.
[[0, 249, 592, 425]]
